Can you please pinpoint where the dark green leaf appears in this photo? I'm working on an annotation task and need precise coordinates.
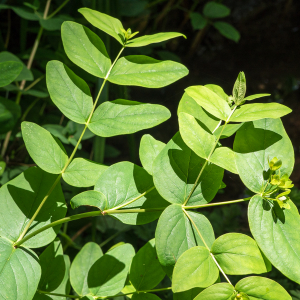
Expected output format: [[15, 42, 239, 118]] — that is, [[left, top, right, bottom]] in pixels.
[[0, 167, 67, 248], [213, 22, 240, 42], [132, 294, 161, 300], [0, 97, 21, 134], [0, 61, 22, 87], [108, 56, 188, 88], [190, 12, 207, 30], [39, 15, 73, 31], [174, 288, 203, 300], [88, 100, 171, 137], [203, 2, 230, 18], [71, 190, 107, 211], [0, 4, 39, 20], [249, 195, 300, 285]]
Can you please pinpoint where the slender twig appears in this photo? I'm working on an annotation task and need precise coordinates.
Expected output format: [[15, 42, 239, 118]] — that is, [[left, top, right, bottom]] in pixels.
[[4, 9, 11, 49], [47, 0, 70, 19], [23, 75, 45, 92], [21, 98, 40, 121], [183, 197, 251, 209]]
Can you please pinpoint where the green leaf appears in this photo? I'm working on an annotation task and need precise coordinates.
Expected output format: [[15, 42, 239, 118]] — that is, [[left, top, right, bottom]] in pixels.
[[79, 8, 125, 45], [214, 123, 243, 139], [35, 239, 70, 299], [43, 124, 69, 144], [63, 158, 108, 187], [172, 246, 219, 292], [230, 103, 292, 122], [178, 92, 220, 133], [233, 118, 294, 193], [209, 147, 238, 174], [0, 167, 67, 248], [88, 100, 171, 137], [61, 21, 111, 78], [71, 190, 107, 211], [126, 32, 186, 47], [95, 161, 169, 225], [39, 15, 73, 31], [205, 84, 229, 101], [155, 204, 215, 277], [88, 243, 135, 297], [211, 233, 271, 275], [194, 283, 235, 300], [249, 195, 300, 285], [185, 85, 231, 120], [0, 51, 33, 81], [235, 276, 292, 300], [0, 97, 21, 134], [22, 89, 48, 98], [244, 93, 271, 101], [174, 288, 203, 300], [22, 122, 68, 174], [108, 55, 188, 88], [0, 61, 22, 87], [0, 4, 39, 20], [179, 112, 215, 159], [190, 12, 207, 30], [213, 22, 240, 42], [132, 294, 162, 300], [0, 237, 41, 300], [70, 242, 103, 297], [46, 60, 93, 124], [139, 134, 166, 175], [232, 71, 246, 105], [130, 239, 165, 290], [153, 132, 223, 206], [203, 2, 230, 18]]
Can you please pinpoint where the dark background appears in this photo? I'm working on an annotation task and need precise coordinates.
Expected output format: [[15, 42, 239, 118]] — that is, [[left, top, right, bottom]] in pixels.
[[1, 0, 300, 297]]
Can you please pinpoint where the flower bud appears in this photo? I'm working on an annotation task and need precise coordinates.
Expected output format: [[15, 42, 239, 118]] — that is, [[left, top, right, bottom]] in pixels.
[[268, 157, 282, 171]]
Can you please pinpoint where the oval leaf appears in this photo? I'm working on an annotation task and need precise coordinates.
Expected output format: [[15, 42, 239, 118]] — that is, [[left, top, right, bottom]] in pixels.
[[153, 132, 223, 206], [213, 22, 240, 42], [155, 204, 215, 277], [70, 190, 107, 211], [194, 283, 235, 300], [0, 61, 22, 87], [172, 246, 219, 292], [209, 147, 238, 174], [88, 100, 171, 137], [249, 195, 300, 285], [22, 122, 69, 174], [46, 60, 93, 124], [203, 2, 230, 18], [108, 55, 188, 88], [70, 242, 103, 297], [0, 97, 21, 134], [61, 21, 111, 78]]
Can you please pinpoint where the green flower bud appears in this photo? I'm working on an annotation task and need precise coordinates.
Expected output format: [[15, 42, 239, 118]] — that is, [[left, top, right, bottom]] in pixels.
[[268, 157, 282, 171], [271, 174, 281, 186]]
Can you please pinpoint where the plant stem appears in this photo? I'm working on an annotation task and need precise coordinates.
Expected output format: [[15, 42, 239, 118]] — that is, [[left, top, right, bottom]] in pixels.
[[182, 106, 237, 206], [21, 98, 40, 121], [37, 290, 78, 299], [183, 197, 251, 209], [23, 75, 45, 92], [47, 0, 70, 19]]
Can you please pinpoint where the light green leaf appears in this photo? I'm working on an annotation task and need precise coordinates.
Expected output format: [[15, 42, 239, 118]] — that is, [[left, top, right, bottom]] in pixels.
[[190, 12, 207, 30], [205, 84, 229, 101], [22, 122, 69, 174], [88, 100, 171, 137], [235, 276, 292, 300], [0, 97, 21, 134], [178, 92, 220, 133], [203, 2, 230, 18], [70, 242, 103, 297], [88, 243, 135, 297], [209, 147, 238, 174], [34, 239, 70, 299], [126, 32, 186, 47], [46, 60, 93, 124], [0, 61, 22, 87], [79, 8, 125, 45], [249, 195, 300, 285], [108, 56, 188, 88], [213, 22, 240, 42], [230, 103, 292, 122], [172, 246, 219, 292], [71, 190, 107, 211], [244, 93, 271, 101], [139, 134, 166, 175], [153, 132, 223, 206], [214, 123, 243, 139], [61, 21, 111, 78], [155, 204, 215, 277], [233, 118, 294, 193], [43, 124, 69, 144], [194, 283, 234, 300], [0, 237, 41, 300], [0, 51, 33, 81], [63, 158, 108, 187], [95, 161, 169, 225], [232, 71, 246, 105], [0, 167, 67, 248], [185, 85, 231, 120], [211, 233, 271, 275], [0, 4, 39, 20], [39, 15, 73, 31], [179, 112, 215, 159], [132, 294, 161, 300], [130, 239, 165, 290]]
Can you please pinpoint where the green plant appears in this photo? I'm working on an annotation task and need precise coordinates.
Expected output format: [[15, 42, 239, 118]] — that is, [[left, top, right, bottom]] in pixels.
[[0, 7, 299, 300]]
